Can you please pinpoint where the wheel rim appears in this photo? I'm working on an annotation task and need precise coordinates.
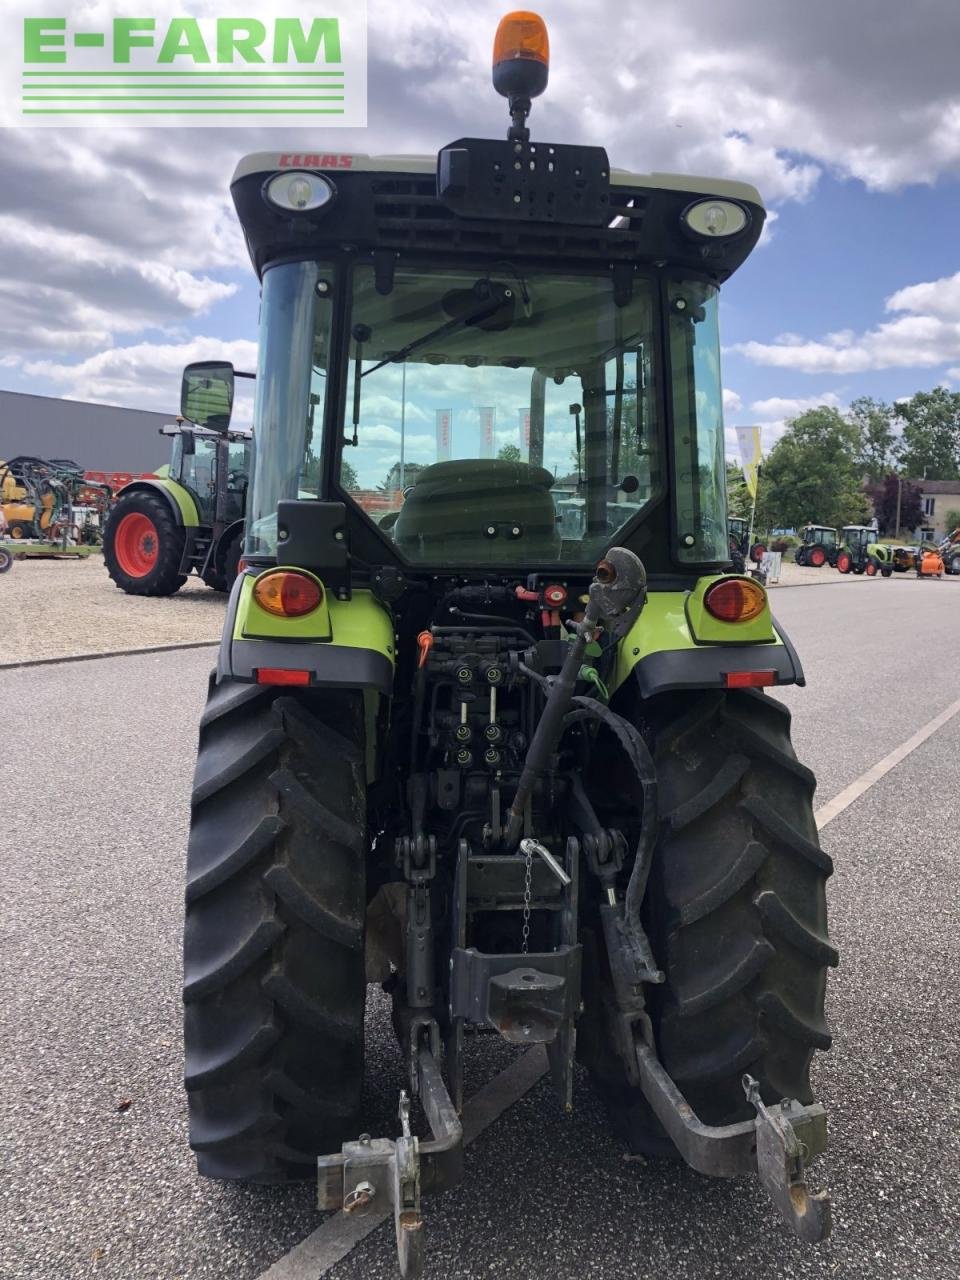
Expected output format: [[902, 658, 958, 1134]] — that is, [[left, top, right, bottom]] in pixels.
[[866, 562, 877, 576], [837, 553, 850, 572], [9, 525, 24, 540], [114, 512, 159, 577], [811, 548, 825, 566]]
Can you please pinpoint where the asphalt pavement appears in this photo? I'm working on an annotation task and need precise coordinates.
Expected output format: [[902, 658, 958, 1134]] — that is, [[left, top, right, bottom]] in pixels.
[[1, 577, 958, 1279]]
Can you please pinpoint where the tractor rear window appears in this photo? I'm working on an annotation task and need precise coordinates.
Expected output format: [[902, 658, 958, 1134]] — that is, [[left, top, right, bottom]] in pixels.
[[340, 264, 661, 566]]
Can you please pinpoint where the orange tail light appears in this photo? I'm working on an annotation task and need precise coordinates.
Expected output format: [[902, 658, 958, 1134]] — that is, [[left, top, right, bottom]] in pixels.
[[253, 570, 323, 618], [703, 577, 767, 623]]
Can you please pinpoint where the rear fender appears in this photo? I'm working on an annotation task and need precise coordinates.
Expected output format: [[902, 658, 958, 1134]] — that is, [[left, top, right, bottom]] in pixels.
[[218, 570, 395, 781], [611, 578, 804, 698]]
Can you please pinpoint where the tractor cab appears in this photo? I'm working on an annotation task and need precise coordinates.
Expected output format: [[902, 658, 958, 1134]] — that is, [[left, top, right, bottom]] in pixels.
[[795, 524, 838, 568], [164, 421, 251, 528]]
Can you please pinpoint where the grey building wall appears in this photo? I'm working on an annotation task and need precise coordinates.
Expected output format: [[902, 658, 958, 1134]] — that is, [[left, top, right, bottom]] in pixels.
[[0, 389, 175, 473]]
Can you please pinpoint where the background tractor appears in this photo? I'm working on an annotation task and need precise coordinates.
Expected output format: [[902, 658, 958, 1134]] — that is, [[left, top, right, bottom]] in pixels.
[[180, 14, 835, 1273], [835, 525, 892, 576], [727, 514, 765, 569], [103, 392, 250, 596], [794, 524, 838, 567]]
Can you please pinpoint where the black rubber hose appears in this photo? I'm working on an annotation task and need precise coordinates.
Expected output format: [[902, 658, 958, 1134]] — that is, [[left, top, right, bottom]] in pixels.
[[564, 697, 658, 931]]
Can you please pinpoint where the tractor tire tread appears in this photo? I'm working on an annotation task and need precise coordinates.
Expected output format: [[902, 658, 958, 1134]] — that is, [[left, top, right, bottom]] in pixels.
[[183, 678, 366, 1183]]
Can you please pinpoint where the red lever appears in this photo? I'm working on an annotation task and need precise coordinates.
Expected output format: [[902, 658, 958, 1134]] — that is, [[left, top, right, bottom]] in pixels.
[[417, 630, 434, 668], [514, 586, 540, 603]]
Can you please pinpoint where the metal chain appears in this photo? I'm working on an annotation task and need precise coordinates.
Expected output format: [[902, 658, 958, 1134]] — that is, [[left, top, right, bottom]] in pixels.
[[521, 842, 532, 954]]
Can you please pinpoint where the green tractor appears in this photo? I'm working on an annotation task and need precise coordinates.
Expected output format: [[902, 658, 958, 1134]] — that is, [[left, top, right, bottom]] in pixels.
[[103, 384, 251, 596], [181, 14, 834, 1270], [835, 525, 892, 577], [727, 514, 765, 570], [795, 524, 838, 568]]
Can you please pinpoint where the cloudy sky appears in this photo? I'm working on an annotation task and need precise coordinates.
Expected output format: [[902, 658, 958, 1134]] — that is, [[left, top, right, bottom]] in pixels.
[[2, 0, 960, 462]]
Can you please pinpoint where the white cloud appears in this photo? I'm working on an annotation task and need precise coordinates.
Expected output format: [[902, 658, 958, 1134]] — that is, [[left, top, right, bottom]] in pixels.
[[723, 388, 743, 413], [750, 392, 843, 418], [733, 270, 960, 374], [21, 337, 259, 413]]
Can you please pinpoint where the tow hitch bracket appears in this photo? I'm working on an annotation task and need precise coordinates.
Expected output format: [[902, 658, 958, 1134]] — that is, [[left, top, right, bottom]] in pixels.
[[317, 1044, 463, 1279], [743, 1073, 832, 1244], [634, 1042, 831, 1244]]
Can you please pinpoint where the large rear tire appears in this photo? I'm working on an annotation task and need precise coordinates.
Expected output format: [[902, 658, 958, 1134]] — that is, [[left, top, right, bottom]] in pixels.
[[183, 677, 367, 1182], [103, 491, 187, 595], [588, 689, 836, 1153]]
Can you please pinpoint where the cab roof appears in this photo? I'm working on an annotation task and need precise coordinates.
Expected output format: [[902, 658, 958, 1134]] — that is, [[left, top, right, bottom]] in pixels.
[[231, 151, 764, 209]]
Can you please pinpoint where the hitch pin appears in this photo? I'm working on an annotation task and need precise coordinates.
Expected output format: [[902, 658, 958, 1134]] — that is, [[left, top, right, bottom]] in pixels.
[[520, 838, 571, 887]]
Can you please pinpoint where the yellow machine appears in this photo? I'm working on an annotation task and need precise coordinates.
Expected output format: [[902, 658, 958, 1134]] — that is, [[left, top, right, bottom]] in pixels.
[[1, 459, 62, 539]]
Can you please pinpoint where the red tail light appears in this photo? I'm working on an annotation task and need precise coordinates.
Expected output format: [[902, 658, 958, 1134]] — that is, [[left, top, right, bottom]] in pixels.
[[256, 668, 311, 686], [724, 670, 775, 688]]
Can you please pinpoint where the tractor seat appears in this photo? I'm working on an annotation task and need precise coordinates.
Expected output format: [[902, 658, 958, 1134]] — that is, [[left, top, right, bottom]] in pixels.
[[392, 459, 561, 562]]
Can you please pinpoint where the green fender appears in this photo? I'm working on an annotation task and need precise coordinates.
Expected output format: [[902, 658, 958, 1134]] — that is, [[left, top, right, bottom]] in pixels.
[[222, 571, 396, 782], [611, 576, 804, 698], [115, 477, 200, 527]]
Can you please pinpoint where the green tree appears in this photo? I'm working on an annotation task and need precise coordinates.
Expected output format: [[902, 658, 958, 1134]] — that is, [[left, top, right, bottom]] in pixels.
[[497, 443, 522, 462], [894, 388, 960, 480], [301, 451, 359, 491], [943, 508, 960, 535], [755, 407, 870, 530], [847, 396, 896, 480]]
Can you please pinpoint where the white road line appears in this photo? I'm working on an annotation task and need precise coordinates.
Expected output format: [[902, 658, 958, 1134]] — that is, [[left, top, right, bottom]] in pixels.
[[815, 694, 960, 831], [256, 1046, 548, 1280]]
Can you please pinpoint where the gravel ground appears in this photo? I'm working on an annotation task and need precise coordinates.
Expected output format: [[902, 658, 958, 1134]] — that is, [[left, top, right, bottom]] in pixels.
[[1, 580, 958, 1279], [0, 549, 912, 667], [0, 557, 224, 665]]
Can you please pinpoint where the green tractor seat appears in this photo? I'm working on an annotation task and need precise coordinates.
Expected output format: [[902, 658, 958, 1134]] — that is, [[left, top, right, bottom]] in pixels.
[[392, 458, 561, 562]]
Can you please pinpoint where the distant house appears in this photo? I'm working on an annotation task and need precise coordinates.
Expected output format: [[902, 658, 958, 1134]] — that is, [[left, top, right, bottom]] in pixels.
[[0, 389, 173, 474], [913, 478, 960, 538]]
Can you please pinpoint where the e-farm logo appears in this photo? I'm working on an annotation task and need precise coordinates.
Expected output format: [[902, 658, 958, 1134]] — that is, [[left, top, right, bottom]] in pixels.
[[9, 4, 366, 127]]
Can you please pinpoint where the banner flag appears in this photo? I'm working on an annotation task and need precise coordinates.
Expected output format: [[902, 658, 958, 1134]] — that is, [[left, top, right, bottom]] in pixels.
[[735, 426, 762, 498], [519, 408, 531, 456], [479, 406, 495, 458], [436, 409, 452, 462]]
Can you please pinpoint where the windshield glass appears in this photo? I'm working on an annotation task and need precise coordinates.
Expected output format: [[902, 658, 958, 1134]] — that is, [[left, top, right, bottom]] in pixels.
[[668, 280, 727, 563], [340, 264, 660, 565]]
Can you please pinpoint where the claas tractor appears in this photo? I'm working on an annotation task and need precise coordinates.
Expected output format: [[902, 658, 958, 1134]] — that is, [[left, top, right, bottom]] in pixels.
[[181, 14, 835, 1272], [727, 515, 765, 569], [937, 527, 960, 575], [835, 525, 892, 576], [795, 524, 838, 568], [103, 393, 251, 596]]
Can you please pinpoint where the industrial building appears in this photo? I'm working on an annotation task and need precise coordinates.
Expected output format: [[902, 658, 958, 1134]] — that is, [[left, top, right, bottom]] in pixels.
[[0, 389, 175, 475]]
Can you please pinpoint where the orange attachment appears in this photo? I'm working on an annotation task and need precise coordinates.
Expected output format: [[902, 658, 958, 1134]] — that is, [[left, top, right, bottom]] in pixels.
[[256, 668, 311, 686], [703, 577, 766, 624], [493, 11, 549, 66], [253, 570, 323, 617], [417, 630, 434, 668]]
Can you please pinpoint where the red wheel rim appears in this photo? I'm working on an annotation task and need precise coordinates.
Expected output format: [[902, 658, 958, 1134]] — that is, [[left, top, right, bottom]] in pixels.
[[837, 553, 850, 573], [114, 512, 159, 577], [866, 561, 877, 576], [810, 547, 826, 566]]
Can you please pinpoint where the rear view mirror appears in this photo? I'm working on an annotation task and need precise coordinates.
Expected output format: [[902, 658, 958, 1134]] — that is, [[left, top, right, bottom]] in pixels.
[[181, 361, 235, 431]]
